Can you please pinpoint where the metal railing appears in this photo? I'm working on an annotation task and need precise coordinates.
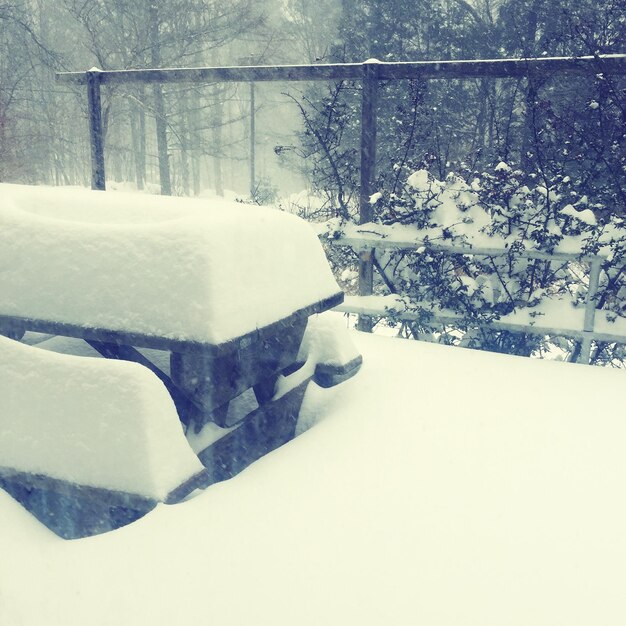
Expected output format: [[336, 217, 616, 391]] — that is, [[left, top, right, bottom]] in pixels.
[[330, 234, 625, 364], [57, 54, 626, 332]]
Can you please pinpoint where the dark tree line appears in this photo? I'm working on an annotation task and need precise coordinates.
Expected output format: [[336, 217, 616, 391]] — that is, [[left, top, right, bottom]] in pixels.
[[284, 0, 625, 219]]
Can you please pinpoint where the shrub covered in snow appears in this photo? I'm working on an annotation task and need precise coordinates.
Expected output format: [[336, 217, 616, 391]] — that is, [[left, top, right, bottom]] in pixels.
[[323, 164, 626, 364]]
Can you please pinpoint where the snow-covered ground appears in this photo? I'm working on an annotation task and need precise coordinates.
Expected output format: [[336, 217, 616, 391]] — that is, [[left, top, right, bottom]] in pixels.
[[2, 328, 626, 626]]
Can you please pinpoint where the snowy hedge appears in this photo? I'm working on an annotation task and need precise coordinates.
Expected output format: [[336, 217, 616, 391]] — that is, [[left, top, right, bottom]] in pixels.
[[322, 165, 626, 364]]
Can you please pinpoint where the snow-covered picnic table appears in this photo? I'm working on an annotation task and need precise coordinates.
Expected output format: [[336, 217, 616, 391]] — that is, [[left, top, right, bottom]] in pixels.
[[0, 183, 341, 342], [0, 184, 360, 537]]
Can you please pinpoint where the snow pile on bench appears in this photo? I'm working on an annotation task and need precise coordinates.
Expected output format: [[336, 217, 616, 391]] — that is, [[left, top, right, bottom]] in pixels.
[[274, 311, 362, 401], [296, 312, 361, 369], [0, 184, 341, 343], [0, 336, 204, 499]]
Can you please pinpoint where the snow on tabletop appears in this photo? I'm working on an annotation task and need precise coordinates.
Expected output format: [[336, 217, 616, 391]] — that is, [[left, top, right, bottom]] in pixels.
[[0, 184, 341, 344], [1, 331, 626, 625], [0, 336, 203, 499]]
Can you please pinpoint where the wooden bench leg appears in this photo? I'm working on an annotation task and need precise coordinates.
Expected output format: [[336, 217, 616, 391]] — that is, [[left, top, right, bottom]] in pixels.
[[0, 328, 25, 341], [253, 374, 278, 405], [170, 317, 308, 430], [87, 341, 201, 429], [197, 377, 310, 483]]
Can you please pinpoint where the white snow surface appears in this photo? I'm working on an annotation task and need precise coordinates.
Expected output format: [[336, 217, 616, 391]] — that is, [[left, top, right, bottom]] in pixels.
[[0, 184, 340, 343], [560, 203, 597, 225], [369, 191, 382, 204], [297, 312, 361, 367], [0, 336, 203, 499], [2, 330, 626, 625], [274, 311, 362, 401], [495, 160, 510, 171]]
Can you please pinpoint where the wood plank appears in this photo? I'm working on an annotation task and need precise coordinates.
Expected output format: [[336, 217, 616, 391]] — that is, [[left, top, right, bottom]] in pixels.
[[334, 299, 626, 346], [170, 316, 307, 430], [57, 63, 365, 85], [376, 54, 626, 80], [196, 378, 310, 484], [0, 370, 311, 538], [357, 62, 379, 333], [86, 70, 106, 190], [0, 465, 212, 537], [164, 469, 212, 504], [0, 291, 343, 357], [0, 466, 157, 540], [0, 327, 25, 341], [253, 374, 280, 405], [0, 372, 307, 538], [333, 235, 599, 263], [313, 355, 364, 388]]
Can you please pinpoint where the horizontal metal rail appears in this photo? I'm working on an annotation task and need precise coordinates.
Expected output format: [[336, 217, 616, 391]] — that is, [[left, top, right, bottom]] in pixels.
[[333, 300, 626, 346], [333, 234, 598, 263], [330, 238, 624, 364], [56, 54, 626, 85]]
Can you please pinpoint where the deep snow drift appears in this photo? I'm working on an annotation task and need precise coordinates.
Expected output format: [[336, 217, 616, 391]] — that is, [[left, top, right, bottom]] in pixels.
[[0, 184, 340, 343], [2, 330, 625, 626]]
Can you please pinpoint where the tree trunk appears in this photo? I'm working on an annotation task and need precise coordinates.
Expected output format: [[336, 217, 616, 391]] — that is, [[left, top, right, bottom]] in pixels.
[[178, 95, 190, 196], [190, 87, 202, 196], [149, 5, 171, 195], [211, 88, 224, 197], [130, 89, 145, 190]]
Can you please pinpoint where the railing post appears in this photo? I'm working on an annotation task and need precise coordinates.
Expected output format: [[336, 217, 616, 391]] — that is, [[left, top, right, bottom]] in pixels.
[[357, 59, 379, 332], [237, 55, 257, 199], [250, 81, 256, 198], [86, 69, 106, 191], [579, 256, 602, 364]]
